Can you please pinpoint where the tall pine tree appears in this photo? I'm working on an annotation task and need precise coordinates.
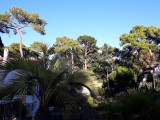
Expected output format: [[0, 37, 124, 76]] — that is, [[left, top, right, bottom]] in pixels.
[[0, 7, 47, 57], [77, 35, 98, 71]]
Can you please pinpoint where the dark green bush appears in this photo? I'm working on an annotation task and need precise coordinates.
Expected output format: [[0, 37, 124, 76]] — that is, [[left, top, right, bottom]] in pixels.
[[102, 89, 160, 120]]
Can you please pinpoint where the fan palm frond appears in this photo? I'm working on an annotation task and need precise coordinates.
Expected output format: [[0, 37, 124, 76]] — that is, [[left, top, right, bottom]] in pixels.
[[0, 54, 93, 120]]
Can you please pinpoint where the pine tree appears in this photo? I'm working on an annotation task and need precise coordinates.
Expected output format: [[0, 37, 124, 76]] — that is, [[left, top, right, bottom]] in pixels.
[[119, 25, 160, 73], [0, 7, 47, 57], [54, 36, 82, 67], [77, 35, 98, 71]]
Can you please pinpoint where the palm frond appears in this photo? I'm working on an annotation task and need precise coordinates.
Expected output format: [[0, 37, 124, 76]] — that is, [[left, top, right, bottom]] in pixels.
[[0, 54, 94, 120], [0, 70, 32, 99], [53, 87, 80, 120]]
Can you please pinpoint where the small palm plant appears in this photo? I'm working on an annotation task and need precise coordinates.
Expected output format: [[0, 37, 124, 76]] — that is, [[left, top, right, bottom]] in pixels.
[[0, 48, 92, 120]]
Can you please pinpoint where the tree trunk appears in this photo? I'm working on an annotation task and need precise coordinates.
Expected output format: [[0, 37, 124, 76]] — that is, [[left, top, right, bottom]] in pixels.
[[149, 49, 153, 62], [146, 49, 154, 62], [16, 28, 23, 57], [71, 52, 74, 73], [71, 52, 74, 66], [65, 51, 68, 59], [84, 47, 87, 71], [84, 59, 87, 71], [34, 106, 51, 120]]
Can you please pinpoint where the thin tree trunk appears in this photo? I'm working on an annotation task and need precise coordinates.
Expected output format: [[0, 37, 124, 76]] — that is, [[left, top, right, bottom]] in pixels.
[[84, 59, 87, 71], [71, 52, 74, 73], [65, 51, 68, 59], [16, 28, 23, 57], [84, 47, 87, 71], [71, 52, 74, 66], [149, 49, 153, 62], [146, 49, 153, 62]]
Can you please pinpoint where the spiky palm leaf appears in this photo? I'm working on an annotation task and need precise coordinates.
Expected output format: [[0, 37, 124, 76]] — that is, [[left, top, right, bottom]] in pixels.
[[0, 55, 92, 120]]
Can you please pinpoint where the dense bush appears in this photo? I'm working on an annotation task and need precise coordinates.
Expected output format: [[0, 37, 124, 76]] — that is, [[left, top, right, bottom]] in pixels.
[[102, 89, 160, 120], [109, 67, 137, 92]]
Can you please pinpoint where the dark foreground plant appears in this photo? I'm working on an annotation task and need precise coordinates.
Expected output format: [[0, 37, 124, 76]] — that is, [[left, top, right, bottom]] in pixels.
[[0, 55, 92, 120], [101, 89, 160, 120]]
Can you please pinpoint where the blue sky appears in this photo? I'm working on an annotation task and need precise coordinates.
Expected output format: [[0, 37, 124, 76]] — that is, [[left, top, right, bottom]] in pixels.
[[1, 0, 160, 48]]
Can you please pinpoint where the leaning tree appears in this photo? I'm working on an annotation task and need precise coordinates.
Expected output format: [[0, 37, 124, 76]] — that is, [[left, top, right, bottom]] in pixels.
[[0, 7, 47, 57]]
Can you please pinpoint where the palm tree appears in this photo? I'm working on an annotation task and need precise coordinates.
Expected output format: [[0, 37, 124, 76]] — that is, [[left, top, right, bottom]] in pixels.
[[0, 47, 92, 120]]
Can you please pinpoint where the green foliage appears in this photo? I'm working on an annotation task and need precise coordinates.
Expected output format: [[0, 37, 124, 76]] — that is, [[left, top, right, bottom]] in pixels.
[[109, 66, 137, 92], [0, 13, 11, 33], [108, 71, 116, 81], [55, 36, 81, 53], [1, 23, 160, 119], [116, 66, 136, 81], [85, 70, 103, 96], [54, 36, 82, 59], [54, 36, 82, 70], [0, 7, 47, 57], [30, 41, 46, 53], [0, 55, 93, 120], [119, 25, 160, 75], [77, 35, 98, 70], [30, 41, 54, 59], [77, 35, 98, 55], [0, 7, 47, 35], [78, 35, 97, 46], [102, 89, 160, 120], [7, 43, 38, 58], [91, 43, 115, 79]]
